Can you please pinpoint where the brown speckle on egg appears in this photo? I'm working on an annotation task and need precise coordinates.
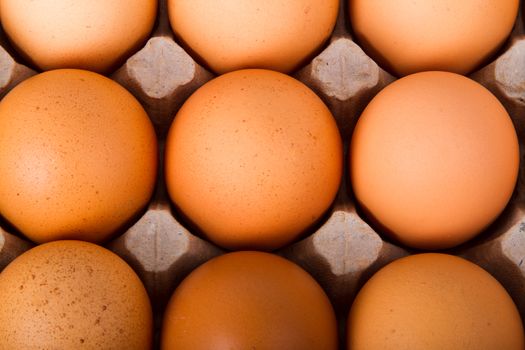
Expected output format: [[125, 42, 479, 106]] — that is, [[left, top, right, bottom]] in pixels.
[[0, 69, 158, 244], [0, 241, 153, 349], [165, 69, 342, 250]]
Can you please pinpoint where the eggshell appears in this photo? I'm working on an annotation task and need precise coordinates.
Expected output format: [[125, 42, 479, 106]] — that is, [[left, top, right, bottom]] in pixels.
[[349, 0, 520, 76], [167, 0, 339, 74], [0, 0, 157, 73], [347, 253, 525, 349], [165, 69, 342, 250], [161, 251, 338, 350], [350, 71, 519, 250], [0, 69, 158, 244], [0, 240, 153, 349]]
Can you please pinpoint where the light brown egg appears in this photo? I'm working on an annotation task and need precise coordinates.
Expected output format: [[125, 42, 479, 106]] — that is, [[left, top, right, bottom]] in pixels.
[[349, 0, 519, 76], [165, 69, 342, 250], [0, 69, 157, 244], [0, 0, 157, 73], [0, 240, 153, 349], [350, 71, 519, 250], [347, 253, 525, 350], [161, 251, 338, 350], [167, 0, 338, 74]]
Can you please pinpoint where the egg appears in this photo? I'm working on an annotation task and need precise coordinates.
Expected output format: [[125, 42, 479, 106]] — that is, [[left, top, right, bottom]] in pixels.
[[0, 240, 153, 349], [0, 0, 157, 73], [350, 71, 519, 250], [347, 253, 525, 349], [167, 0, 339, 74], [165, 69, 342, 250], [161, 251, 338, 350], [0, 69, 157, 244], [349, 0, 519, 76]]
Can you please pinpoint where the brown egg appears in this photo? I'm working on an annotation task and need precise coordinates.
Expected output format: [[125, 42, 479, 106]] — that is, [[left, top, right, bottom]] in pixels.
[[0, 0, 157, 73], [347, 253, 525, 349], [349, 0, 519, 76], [165, 69, 342, 250], [161, 251, 338, 350], [350, 71, 519, 250], [167, 0, 338, 74], [0, 240, 153, 349], [0, 69, 157, 244]]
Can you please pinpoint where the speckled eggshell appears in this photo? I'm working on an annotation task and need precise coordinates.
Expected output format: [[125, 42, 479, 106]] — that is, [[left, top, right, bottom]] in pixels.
[[0, 0, 157, 73], [0, 240, 153, 350], [0, 69, 158, 244], [161, 251, 338, 350], [349, 0, 519, 76], [167, 0, 339, 74], [165, 69, 342, 251], [350, 71, 519, 250], [347, 253, 525, 349]]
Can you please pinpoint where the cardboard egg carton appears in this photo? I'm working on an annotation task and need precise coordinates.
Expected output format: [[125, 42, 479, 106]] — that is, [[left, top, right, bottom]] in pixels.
[[0, 0, 524, 347]]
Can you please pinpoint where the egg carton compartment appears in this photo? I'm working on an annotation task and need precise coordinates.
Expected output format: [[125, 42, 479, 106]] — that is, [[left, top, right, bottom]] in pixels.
[[0, 0, 524, 348]]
